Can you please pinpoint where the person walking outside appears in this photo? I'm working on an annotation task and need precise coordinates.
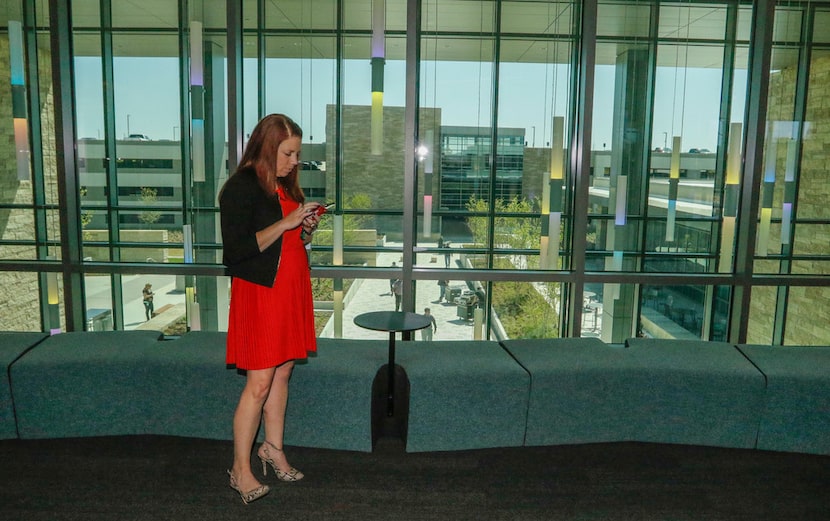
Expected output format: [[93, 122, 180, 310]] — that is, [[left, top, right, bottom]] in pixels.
[[420, 307, 437, 341], [436, 279, 449, 303], [389, 261, 397, 295], [142, 283, 154, 321], [392, 277, 403, 311], [438, 236, 451, 268]]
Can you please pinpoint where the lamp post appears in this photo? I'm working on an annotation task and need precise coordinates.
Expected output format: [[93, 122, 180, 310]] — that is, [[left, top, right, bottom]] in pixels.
[[127, 114, 131, 137]]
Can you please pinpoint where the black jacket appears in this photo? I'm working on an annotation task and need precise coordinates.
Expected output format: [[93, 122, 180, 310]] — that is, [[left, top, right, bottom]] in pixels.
[[219, 168, 283, 287]]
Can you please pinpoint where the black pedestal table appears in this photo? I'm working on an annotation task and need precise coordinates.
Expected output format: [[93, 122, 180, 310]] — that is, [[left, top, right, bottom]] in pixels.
[[353, 311, 432, 416]]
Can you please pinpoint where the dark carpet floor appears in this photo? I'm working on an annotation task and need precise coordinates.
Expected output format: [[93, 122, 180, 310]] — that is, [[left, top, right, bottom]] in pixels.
[[1, 435, 829, 521]]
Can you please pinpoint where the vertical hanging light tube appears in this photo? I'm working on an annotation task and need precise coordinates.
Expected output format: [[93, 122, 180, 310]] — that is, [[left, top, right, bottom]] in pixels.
[[665, 136, 682, 241], [719, 122, 742, 272], [182, 224, 194, 264], [609, 250, 623, 300], [46, 256, 60, 334], [611, 151, 627, 301], [9, 20, 30, 181], [333, 215, 344, 338], [540, 116, 564, 269], [190, 21, 205, 182], [182, 224, 200, 330], [370, 0, 386, 155], [423, 130, 434, 237], [615, 175, 627, 225], [187, 18, 204, 330], [758, 127, 776, 256], [781, 138, 797, 246], [186, 285, 201, 330]]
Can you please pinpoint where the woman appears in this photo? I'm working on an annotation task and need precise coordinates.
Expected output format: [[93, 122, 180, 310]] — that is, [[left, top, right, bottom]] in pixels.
[[219, 114, 322, 504]]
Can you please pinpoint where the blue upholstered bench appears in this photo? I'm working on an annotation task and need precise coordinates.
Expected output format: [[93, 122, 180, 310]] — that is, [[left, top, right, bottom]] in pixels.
[[502, 337, 766, 449], [9, 331, 386, 451], [10, 330, 246, 440], [285, 338, 389, 452], [9, 328, 827, 458], [500, 337, 618, 446], [153, 334, 388, 450], [395, 340, 530, 452], [737, 344, 830, 455], [1, 332, 48, 439], [141, 331, 242, 440], [618, 338, 765, 448], [10, 330, 167, 438]]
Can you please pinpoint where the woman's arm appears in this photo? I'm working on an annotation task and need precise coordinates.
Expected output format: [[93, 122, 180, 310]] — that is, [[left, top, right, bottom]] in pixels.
[[220, 171, 322, 263], [255, 218, 291, 252], [219, 180, 263, 266]]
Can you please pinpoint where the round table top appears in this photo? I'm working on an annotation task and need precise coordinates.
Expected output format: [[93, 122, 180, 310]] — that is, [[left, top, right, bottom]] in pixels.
[[353, 311, 432, 333]]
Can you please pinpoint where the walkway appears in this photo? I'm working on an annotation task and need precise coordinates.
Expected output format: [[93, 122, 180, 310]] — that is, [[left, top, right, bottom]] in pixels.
[[87, 273, 182, 331], [108, 243, 613, 342], [319, 246, 483, 341]]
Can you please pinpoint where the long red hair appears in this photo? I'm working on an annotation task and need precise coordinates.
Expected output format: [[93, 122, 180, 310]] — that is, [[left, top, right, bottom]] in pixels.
[[234, 113, 305, 202]]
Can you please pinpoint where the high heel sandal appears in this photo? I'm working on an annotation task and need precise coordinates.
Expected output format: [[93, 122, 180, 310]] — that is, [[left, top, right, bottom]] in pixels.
[[227, 469, 270, 504], [258, 440, 304, 482]]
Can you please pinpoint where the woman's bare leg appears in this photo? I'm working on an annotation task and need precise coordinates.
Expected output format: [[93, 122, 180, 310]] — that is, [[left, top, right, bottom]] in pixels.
[[230, 367, 276, 491], [260, 361, 296, 472]]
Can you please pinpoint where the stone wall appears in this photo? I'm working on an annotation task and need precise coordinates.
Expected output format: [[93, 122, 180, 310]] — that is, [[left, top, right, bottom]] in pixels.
[[326, 104, 440, 239], [747, 53, 830, 345], [0, 36, 58, 332]]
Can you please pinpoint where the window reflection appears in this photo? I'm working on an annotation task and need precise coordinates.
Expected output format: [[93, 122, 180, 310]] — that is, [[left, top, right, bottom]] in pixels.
[[638, 284, 714, 341]]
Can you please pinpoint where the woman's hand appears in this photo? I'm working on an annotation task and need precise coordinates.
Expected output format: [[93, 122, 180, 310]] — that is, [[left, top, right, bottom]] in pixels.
[[285, 202, 321, 229], [256, 202, 322, 251], [302, 212, 320, 236]]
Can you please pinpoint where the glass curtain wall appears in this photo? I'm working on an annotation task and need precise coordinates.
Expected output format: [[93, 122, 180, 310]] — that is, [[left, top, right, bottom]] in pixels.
[[2, 0, 830, 346], [0, 0, 57, 332], [73, 0, 183, 331], [70, 0, 198, 331], [748, 3, 830, 345], [590, 0, 750, 343]]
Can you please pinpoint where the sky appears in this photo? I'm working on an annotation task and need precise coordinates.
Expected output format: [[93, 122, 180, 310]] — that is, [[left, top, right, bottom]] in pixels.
[[74, 56, 746, 153]]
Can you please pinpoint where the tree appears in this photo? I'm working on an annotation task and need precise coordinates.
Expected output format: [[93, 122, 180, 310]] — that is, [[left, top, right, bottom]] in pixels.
[[342, 193, 372, 232], [79, 187, 93, 229], [309, 192, 377, 266], [465, 194, 539, 251], [138, 187, 161, 225], [465, 194, 560, 338]]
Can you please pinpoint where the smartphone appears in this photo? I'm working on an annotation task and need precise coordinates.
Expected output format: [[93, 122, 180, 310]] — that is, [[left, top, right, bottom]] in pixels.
[[315, 203, 335, 216]]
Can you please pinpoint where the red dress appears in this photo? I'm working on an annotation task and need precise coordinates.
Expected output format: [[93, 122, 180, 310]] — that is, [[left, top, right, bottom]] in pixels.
[[226, 189, 317, 370]]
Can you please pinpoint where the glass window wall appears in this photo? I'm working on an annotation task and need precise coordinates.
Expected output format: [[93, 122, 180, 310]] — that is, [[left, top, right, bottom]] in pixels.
[[1, 0, 829, 346]]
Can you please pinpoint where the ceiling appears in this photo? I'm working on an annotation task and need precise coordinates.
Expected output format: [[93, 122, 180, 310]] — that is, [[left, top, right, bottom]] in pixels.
[[3, 0, 816, 68]]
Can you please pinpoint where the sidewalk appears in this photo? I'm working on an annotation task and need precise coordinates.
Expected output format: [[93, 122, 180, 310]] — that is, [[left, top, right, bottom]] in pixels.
[[111, 245, 487, 340], [87, 274, 183, 331], [320, 246, 483, 341]]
